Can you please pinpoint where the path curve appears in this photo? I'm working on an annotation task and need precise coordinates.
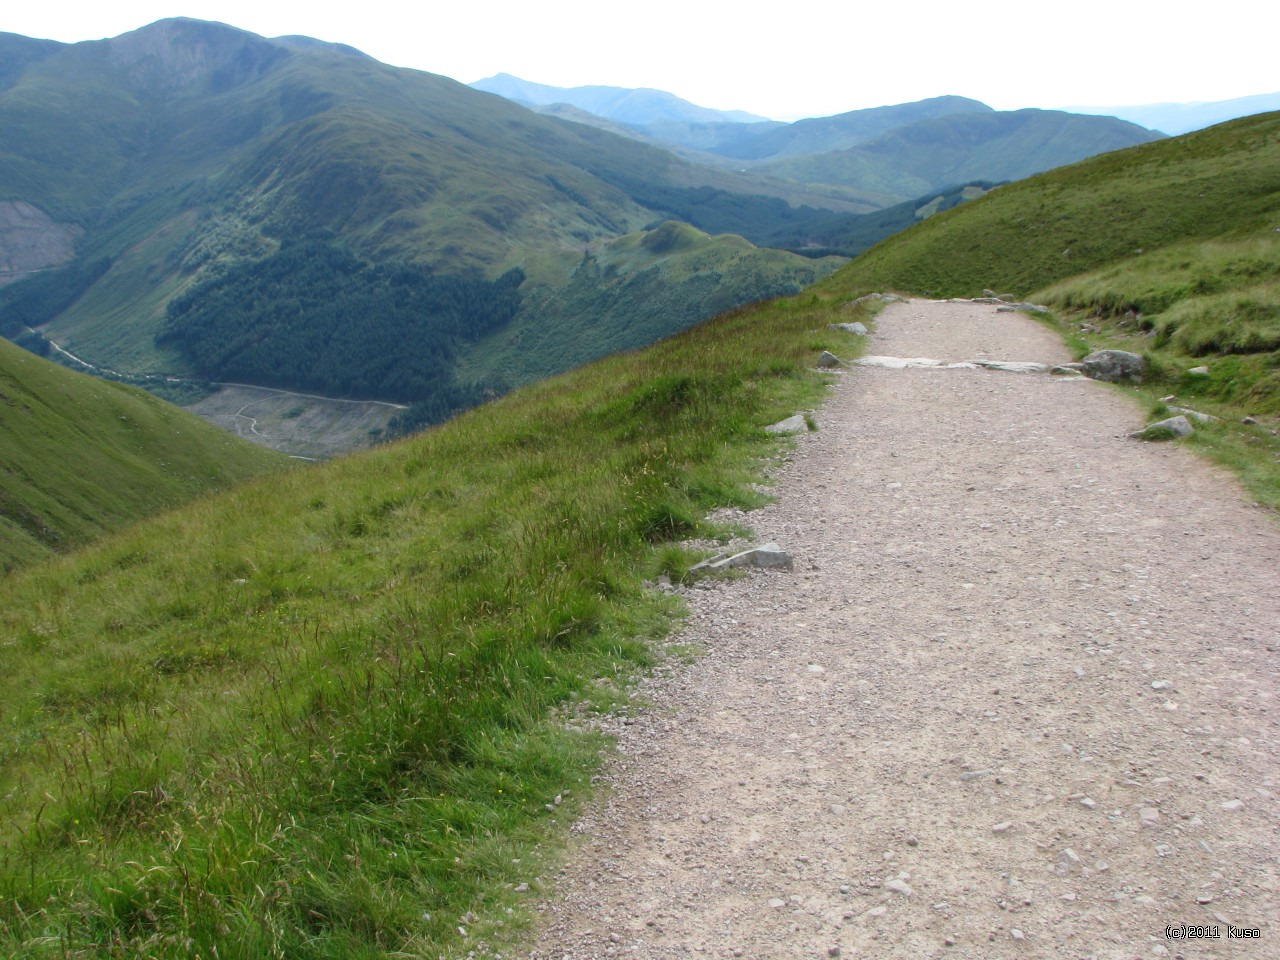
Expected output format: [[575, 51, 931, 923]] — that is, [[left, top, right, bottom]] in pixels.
[[528, 299, 1279, 959]]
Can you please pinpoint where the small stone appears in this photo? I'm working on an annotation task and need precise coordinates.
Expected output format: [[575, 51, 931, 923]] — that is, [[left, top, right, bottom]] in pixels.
[[1197, 895, 1214, 905], [1082, 349, 1146, 383], [1080, 798, 1097, 810], [768, 898, 786, 909], [515, 882, 529, 893], [1056, 848, 1081, 873], [1132, 415, 1193, 441], [960, 769, 991, 782], [807, 663, 826, 674], [867, 906, 887, 917], [905, 835, 919, 847], [1187, 366, 1210, 376], [817, 350, 843, 368], [1011, 928, 1025, 941], [1243, 416, 1258, 425], [1140, 807, 1160, 825], [1221, 799, 1244, 811], [944, 938, 956, 947], [830, 804, 846, 815], [884, 879, 913, 896], [992, 821, 1013, 834], [1151, 680, 1171, 690], [828, 948, 842, 957], [765, 414, 808, 435], [609, 933, 622, 944]]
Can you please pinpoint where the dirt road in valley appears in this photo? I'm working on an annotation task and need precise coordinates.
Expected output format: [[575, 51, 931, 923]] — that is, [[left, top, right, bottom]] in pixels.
[[526, 299, 1279, 959]]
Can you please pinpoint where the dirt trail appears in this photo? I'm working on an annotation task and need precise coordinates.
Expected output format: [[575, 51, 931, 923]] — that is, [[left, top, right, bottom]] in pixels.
[[527, 299, 1279, 959]]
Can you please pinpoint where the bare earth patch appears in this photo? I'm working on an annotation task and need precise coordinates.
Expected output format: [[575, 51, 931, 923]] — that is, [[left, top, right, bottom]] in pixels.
[[527, 299, 1279, 959]]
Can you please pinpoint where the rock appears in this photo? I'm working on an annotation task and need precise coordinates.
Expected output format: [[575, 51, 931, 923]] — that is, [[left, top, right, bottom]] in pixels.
[[992, 822, 1013, 834], [768, 898, 786, 909], [1082, 349, 1146, 383], [817, 350, 843, 368], [995, 302, 1049, 314], [1243, 416, 1259, 425], [1188, 365, 1210, 376], [1167, 405, 1218, 423], [1051, 362, 1085, 375], [830, 321, 869, 335], [884, 879, 913, 896], [1131, 415, 1193, 441], [765, 414, 808, 434], [1221, 799, 1244, 811], [971, 360, 1049, 374], [1139, 807, 1160, 826], [693, 543, 794, 574], [1056, 848, 1082, 873], [848, 292, 903, 308], [1011, 928, 1025, 941], [1151, 680, 1172, 690]]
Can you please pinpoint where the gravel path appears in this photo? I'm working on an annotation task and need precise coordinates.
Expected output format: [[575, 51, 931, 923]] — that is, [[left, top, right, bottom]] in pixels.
[[527, 299, 1279, 960]]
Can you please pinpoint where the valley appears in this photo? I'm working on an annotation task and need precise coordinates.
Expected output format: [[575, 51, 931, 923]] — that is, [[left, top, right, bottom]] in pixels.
[[1, 19, 1163, 456]]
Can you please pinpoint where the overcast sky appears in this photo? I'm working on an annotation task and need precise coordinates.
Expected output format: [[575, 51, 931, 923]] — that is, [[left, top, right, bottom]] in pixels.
[[5, 2, 1276, 121]]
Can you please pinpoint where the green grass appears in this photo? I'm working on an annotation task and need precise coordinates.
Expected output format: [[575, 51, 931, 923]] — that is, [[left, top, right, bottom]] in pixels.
[[1032, 234, 1280, 510], [819, 111, 1280, 301], [0, 289, 865, 958], [0, 337, 285, 572]]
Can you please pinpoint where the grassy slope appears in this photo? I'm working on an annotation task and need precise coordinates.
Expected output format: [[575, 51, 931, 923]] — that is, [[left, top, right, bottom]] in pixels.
[[0, 283, 869, 957], [819, 112, 1280, 300], [822, 110, 1280, 509], [0, 336, 285, 572]]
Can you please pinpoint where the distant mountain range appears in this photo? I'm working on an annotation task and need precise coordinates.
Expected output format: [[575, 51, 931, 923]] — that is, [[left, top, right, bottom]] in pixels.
[[469, 74, 1162, 200], [471, 73, 770, 125], [1067, 91, 1280, 136]]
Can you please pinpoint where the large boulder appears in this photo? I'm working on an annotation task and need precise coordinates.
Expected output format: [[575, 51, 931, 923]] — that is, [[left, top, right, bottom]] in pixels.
[[1082, 349, 1146, 383]]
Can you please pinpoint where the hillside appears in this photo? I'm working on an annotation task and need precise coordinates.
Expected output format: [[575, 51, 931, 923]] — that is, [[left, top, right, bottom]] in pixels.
[[457, 221, 845, 390], [0, 335, 284, 572], [0, 264, 869, 957], [821, 111, 1280, 300], [0, 19, 857, 446]]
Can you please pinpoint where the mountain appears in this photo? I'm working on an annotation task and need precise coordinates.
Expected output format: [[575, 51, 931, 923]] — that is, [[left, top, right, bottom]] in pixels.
[[0, 19, 845, 446], [758, 108, 1163, 198], [470, 72, 770, 125], [0, 334, 283, 571], [698, 96, 995, 161], [476, 80, 1163, 204], [1068, 91, 1280, 136]]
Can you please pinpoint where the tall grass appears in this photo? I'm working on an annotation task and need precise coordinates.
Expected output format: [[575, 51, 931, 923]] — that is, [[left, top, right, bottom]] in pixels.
[[0, 292, 864, 957]]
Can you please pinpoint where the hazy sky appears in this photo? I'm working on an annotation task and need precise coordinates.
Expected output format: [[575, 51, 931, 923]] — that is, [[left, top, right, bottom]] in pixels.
[[5, 2, 1276, 120]]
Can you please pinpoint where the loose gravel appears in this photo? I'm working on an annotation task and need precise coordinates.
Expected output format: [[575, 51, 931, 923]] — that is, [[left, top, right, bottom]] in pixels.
[[526, 299, 1280, 960]]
